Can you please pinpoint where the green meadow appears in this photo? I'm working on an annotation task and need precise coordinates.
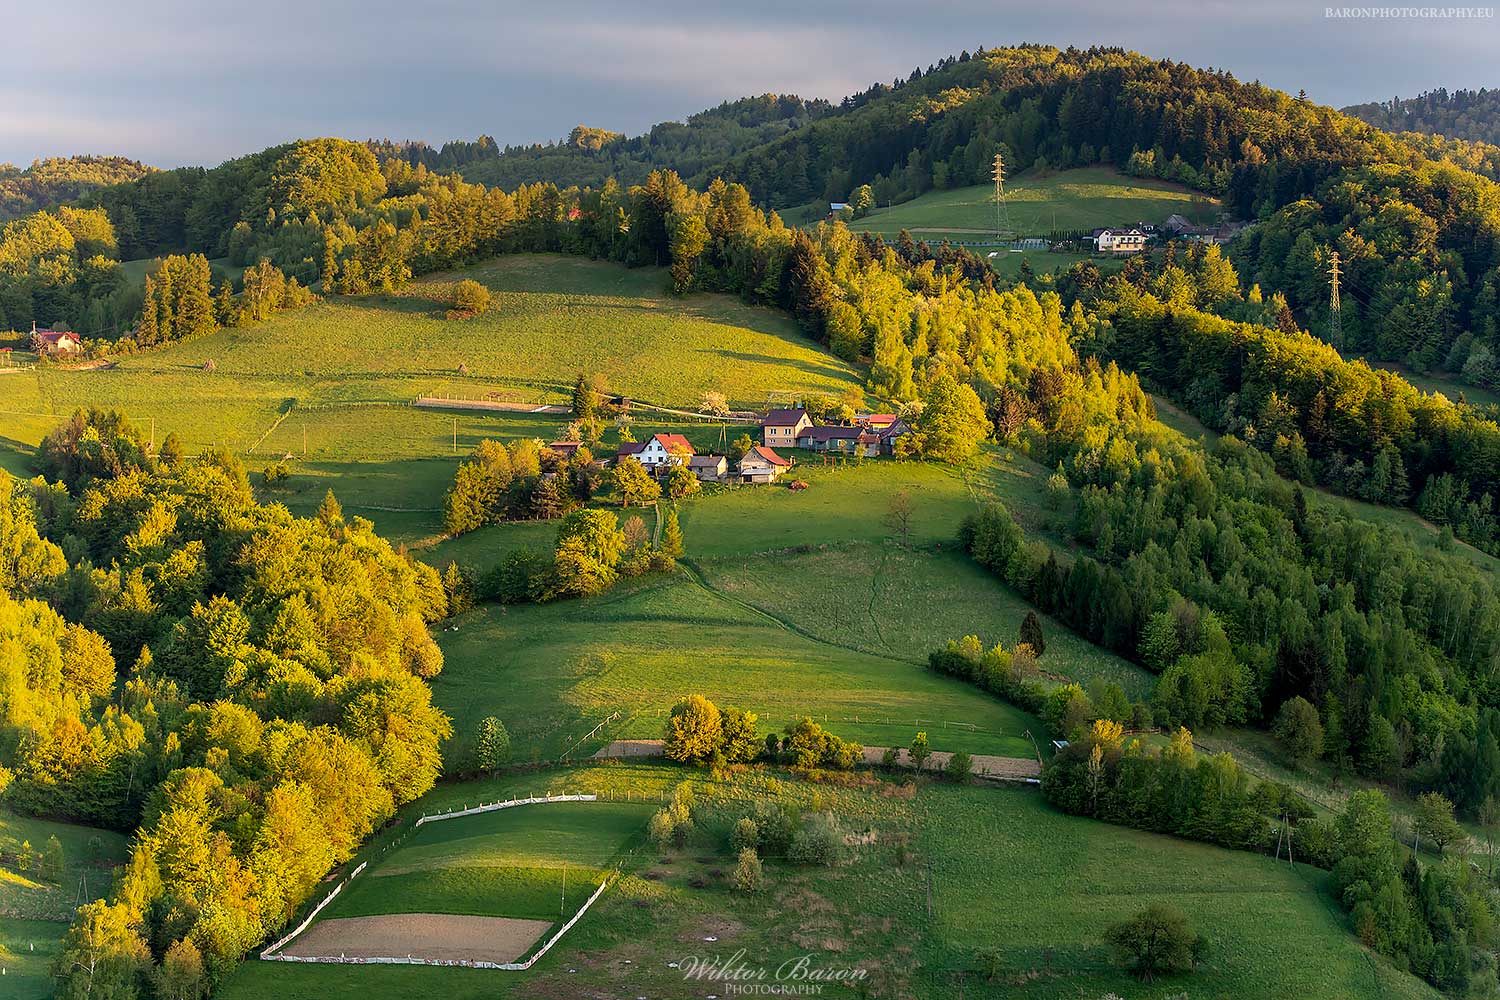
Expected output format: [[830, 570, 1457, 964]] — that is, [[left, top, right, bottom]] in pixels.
[[0, 807, 130, 922], [837, 167, 1219, 238]]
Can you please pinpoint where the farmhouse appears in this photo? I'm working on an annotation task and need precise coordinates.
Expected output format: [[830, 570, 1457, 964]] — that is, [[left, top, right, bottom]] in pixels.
[[1092, 228, 1147, 254], [688, 454, 728, 481], [762, 408, 812, 448], [860, 413, 899, 431], [635, 433, 695, 470], [738, 445, 791, 483], [31, 323, 81, 355], [548, 441, 584, 458], [878, 419, 912, 455]]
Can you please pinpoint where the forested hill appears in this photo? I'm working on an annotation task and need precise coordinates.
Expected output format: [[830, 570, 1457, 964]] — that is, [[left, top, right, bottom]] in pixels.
[[1345, 88, 1500, 145], [369, 93, 834, 192], [0, 155, 153, 222]]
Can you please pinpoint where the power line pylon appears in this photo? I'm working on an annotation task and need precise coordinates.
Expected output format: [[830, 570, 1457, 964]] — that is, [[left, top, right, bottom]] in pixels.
[[992, 151, 1011, 240], [1327, 250, 1343, 349]]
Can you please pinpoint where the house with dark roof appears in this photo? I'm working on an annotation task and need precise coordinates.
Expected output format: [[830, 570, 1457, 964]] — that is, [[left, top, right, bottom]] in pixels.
[[796, 425, 881, 457], [738, 445, 792, 483], [761, 408, 812, 448]]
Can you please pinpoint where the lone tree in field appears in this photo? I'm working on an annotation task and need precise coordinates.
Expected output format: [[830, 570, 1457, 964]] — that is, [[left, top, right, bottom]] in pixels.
[[572, 372, 605, 419], [659, 507, 685, 560], [1106, 903, 1202, 982], [663, 694, 723, 763], [474, 716, 511, 772], [700, 390, 730, 417], [1019, 611, 1047, 656], [452, 279, 491, 315], [1272, 696, 1324, 768], [885, 489, 914, 546]]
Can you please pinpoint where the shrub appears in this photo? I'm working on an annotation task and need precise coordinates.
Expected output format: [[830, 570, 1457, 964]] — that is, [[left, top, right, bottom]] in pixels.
[[452, 279, 491, 315], [730, 817, 759, 853], [881, 746, 901, 770], [789, 812, 847, 867], [732, 847, 764, 892], [945, 751, 973, 783]]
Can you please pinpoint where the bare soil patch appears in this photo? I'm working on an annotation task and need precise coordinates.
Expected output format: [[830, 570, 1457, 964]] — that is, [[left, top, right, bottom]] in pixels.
[[282, 913, 551, 964]]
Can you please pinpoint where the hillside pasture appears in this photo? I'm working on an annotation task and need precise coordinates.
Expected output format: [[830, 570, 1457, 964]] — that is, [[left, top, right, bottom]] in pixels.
[[840, 167, 1219, 239], [0, 807, 130, 921], [432, 572, 1045, 763]]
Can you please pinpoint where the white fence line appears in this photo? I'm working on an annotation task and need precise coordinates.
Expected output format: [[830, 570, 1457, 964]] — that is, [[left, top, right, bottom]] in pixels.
[[414, 793, 597, 827], [259, 860, 368, 959], [264, 875, 615, 971], [261, 794, 608, 967]]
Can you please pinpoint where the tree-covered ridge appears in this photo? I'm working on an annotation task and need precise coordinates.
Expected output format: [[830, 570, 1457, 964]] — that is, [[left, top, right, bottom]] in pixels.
[[0, 410, 450, 996], [1345, 89, 1500, 146], [0, 156, 153, 223], [369, 93, 834, 193]]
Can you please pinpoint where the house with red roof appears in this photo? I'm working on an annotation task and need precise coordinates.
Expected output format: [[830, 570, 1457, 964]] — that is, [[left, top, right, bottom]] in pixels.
[[636, 433, 695, 471], [738, 445, 792, 483], [31, 323, 80, 356]]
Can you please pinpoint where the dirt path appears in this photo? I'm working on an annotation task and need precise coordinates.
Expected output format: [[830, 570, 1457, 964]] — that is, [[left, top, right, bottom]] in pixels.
[[282, 913, 551, 964]]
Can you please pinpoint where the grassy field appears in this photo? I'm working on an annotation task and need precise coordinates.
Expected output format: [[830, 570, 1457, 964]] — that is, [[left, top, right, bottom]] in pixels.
[[325, 800, 651, 922], [919, 783, 1438, 999], [0, 807, 130, 922], [433, 571, 1045, 762], [837, 167, 1219, 239], [695, 544, 1153, 700], [0, 918, 69, 1000], [222, 761, 1438, 1000]]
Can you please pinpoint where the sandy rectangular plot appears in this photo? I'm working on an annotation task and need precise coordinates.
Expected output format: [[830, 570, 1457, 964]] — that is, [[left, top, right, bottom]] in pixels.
[[282, 913, 552, 964]]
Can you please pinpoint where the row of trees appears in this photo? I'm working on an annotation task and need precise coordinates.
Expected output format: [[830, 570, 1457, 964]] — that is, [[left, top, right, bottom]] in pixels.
[[0, 409, 454, 998]]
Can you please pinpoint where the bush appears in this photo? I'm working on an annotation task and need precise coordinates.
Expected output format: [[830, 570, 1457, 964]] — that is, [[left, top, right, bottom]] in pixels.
[[789, 812, 847, 866], [732, 847, 764, 892], [945, 751, 973, 783], [1272, 696, 1324, 767], [452, 279, 491, 315], [478, 547, 547, 604], [730, 817, 759, 853]]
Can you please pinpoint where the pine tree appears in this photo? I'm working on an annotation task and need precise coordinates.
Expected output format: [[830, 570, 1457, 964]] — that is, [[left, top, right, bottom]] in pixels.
[[138, 275, 159, 346], [316, 489, 344, 528], [474, 716, 511, 771]]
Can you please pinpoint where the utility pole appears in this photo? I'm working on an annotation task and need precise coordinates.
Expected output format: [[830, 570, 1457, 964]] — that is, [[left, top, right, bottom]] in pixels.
[[452, 417, 457, 455], [1327, 250, 1343, 349], [992, 151, 1010, 239]]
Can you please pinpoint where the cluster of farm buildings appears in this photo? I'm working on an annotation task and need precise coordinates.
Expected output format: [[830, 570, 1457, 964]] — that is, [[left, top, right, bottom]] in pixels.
[[1089, 213, 1245, 254], [550, 408, 910, 486]]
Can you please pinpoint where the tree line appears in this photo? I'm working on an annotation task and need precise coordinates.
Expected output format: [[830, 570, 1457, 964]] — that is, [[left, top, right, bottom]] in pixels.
[[2, 408, 452, 998]]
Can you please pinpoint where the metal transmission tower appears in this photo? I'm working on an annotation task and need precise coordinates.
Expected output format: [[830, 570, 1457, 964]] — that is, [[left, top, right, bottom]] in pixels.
[[1327, 250, 1343, 349], [992, 152, 1011, 239]]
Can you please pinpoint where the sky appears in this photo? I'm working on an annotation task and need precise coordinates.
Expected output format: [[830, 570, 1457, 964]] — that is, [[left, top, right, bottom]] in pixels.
[[5, 0, 1499, 168]]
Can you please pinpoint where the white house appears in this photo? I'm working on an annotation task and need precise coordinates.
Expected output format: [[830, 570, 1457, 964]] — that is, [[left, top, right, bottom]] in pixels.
[[1092, 228, 1147, 254], [635, 433, 695, 470]]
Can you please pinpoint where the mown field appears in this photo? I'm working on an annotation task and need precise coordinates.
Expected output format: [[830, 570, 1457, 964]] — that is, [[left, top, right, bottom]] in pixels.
[[325, 800, 651, 923], [833, 167, 1219, 239], [222, 761, 1438, 1000]]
